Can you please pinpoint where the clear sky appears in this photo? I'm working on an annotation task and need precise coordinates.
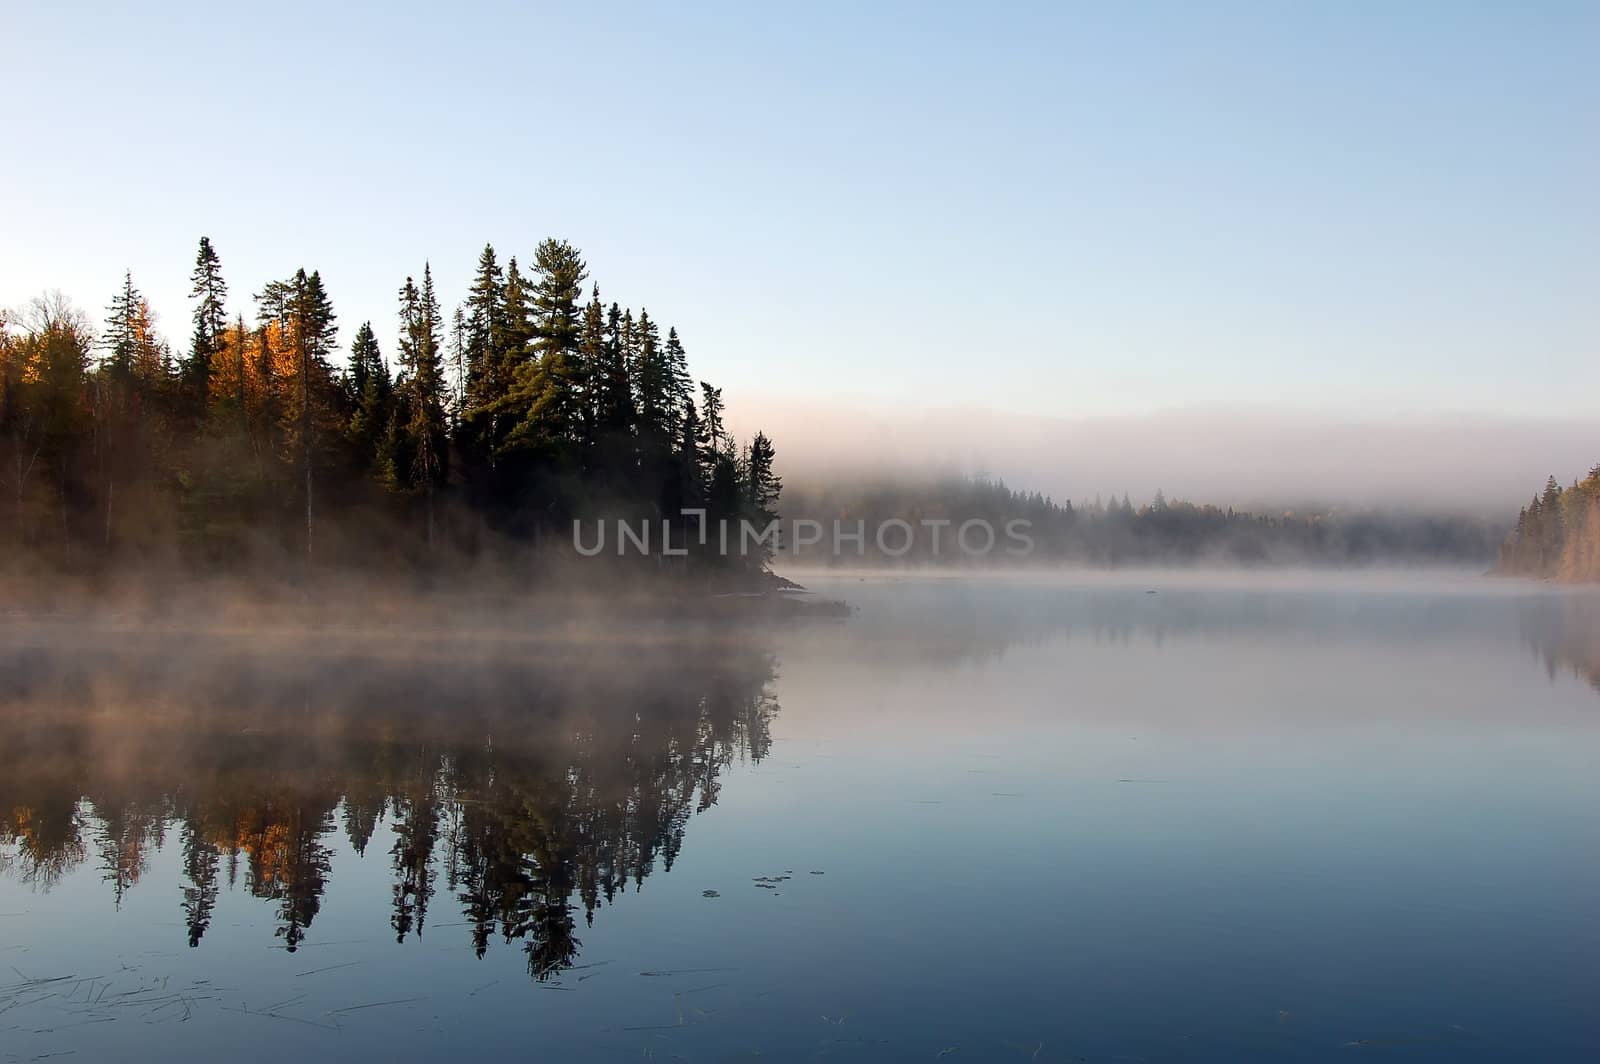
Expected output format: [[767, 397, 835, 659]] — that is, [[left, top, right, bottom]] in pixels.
[[4, 1, 1596, 420]]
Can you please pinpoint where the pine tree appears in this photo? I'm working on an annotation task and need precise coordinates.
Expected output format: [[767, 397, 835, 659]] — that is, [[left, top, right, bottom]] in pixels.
[[461, 244, 507, 469], [663, 327, 692, 433], [675, 396, 704, 514], [463, 243, 505, 405], [347, 322, 392, 471], [1540, 475, 1564, 569], [500, 256, 534, 378], [596, 302, 635, 436], [102, 271, 164, 388], [632, 309, 668, 443], [576, 286, 606, 454], [499, 242, 589, 457], [187, 237, 227, 412], [744, 431, 781, 525], [705, 451, 742, 528], [256, 268, 338, 560], [698, 383, 726, 464], [529, 239, 587, 364], [448, 306, 467, 430], [396, 266, 448, 546], [293, 270, 336, 560], [97, 272, 168, 548]]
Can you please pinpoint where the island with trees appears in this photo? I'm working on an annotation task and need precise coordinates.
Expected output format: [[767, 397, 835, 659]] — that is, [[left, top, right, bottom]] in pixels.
[[0, 237, 781, 588]]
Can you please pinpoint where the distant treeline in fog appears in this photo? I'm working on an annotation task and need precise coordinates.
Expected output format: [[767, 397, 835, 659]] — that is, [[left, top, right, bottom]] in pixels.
[[782, 476, 1504, 566], [1498, 466, 1600, 581], [0, 238, 780, 579]]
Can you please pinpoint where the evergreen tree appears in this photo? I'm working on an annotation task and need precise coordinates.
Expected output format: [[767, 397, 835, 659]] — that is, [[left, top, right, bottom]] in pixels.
[[291, 270, 337, 560], [102, 271, 165, 389], [1, 234, 788, 577], [347, 322, 391, 471], [743, 431, 781, 528], [529, 239, 587, 364], [499, 242, 588, 457], [663, 327, 693, 432], [448, 306, 468, 430], [595, 302, 635, 437], [96, 273, 169, 548], [675, 397, 704, 514], [396, 266, 448, 546], [257, 268, 338, 560], [698, 382, 726, 475], [463, 243, 505, 405], [186, 237, 227, 411], [500, 256, 534, 379], [1541, 475, 1565, 568], [576, 286, 606, 453], [461, 244, 507, 469], [632, 309, 668, 444]]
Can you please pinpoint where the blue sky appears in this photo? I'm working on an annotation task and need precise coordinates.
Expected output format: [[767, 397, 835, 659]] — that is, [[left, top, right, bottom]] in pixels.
[[4, 1, 1596, 420]]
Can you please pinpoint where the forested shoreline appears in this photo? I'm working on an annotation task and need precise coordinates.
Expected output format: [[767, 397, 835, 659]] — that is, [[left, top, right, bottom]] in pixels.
[[0, 235, 1557, 588], [0, 238, 780, 585], [782, 476, 1505, 567], [1497, 467, 1600, 581]]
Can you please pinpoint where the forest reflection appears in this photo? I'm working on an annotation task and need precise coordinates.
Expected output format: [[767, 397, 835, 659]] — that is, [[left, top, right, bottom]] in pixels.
[[4, 581, 1597, 988], [0, 621, 777, 981], [1522, 592, 1600, 694]]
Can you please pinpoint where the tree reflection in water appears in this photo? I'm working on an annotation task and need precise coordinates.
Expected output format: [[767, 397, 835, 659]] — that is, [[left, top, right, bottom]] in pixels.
[[0, 622, 777, 981]]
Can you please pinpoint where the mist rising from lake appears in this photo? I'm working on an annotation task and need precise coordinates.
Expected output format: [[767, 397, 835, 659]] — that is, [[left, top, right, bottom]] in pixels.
[[1, 572, 1596, 1061]]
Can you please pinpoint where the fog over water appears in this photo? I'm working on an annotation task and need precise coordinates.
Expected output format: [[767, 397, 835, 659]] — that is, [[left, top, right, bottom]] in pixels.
[[728, 398, 1599, 512], [1, 571, 1596, 1061]]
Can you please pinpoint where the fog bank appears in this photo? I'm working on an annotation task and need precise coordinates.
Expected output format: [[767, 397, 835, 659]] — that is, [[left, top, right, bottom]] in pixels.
[[727, 397, 1597, 513]]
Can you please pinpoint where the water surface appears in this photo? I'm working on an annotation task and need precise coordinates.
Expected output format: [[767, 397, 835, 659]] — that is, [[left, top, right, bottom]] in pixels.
[[2, 573, 1596, 1061]]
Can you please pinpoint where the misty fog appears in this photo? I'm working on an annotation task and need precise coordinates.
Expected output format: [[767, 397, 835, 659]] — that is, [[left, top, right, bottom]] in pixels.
[[727, 397, 1597, 514]]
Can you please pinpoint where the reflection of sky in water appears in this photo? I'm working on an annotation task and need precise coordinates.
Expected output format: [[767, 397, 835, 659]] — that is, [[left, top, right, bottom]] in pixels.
[[1, 574, 1597, 1061]]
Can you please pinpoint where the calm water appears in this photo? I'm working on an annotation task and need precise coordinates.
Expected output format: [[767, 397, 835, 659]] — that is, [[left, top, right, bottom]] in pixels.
[[1, 573, 1596, 1061]]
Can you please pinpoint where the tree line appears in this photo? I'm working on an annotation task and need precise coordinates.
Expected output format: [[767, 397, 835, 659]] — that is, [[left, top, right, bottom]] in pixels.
[[0, 238, 781, 579], [781, 476, 1504, 566], [1498, 466, 1600, 581]]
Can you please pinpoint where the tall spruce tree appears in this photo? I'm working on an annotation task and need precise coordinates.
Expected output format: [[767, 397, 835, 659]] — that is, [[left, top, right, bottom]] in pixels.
[[698, 383, 725, 456], [632, 309, 668, 444], [102, 271, 160, 387], [744, 431, 781, 527], [397, 266, 448, 546], [257, 268, 337, 560], [461, 244, 507, 468], [663, 327, 692, 433], [464, 243, 505, 403], [187, 237, 227, 412], [299, 272, 337, 560], [597, 302, 635, 436], [576, 286, 606, 455], [347, 321, 392, 471], [500, 257, 534, 380]]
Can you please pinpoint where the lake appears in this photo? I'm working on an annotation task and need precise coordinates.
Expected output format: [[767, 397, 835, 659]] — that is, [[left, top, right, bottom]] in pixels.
[[1, 572, 1596, 1061]]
